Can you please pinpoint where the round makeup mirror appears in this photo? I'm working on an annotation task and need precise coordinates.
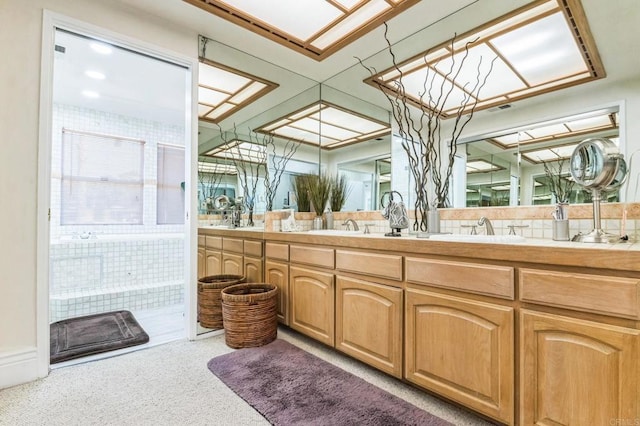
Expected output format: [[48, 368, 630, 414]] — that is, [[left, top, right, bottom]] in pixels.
[[570, 138, 627, 243]]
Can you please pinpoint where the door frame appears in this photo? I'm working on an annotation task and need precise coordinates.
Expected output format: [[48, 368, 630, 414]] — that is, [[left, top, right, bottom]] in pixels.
[[37, 10, 199, 377]]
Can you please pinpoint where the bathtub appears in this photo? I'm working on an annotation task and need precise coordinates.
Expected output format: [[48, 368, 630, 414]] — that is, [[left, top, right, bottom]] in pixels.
[[49, 232, 185, 322]]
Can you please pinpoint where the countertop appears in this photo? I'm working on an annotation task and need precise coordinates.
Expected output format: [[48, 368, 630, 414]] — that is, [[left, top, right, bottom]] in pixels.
[[198, 226, 640, 273]]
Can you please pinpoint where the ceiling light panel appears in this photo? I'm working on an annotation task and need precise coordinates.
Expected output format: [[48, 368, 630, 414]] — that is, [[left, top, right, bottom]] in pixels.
[[185, 0, 418, 60], [311, 1, 389, 50], [198, 162, 238, 174], [255, 102, 390, 149], [367, 0, 604, 117], [491, 12, 588, 86], [197, 59, 277, 124], [466, 159, 503, 173]]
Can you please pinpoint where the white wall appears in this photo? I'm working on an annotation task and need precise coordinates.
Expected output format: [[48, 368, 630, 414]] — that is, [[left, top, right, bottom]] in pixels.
[[0, 0, 197, 388]]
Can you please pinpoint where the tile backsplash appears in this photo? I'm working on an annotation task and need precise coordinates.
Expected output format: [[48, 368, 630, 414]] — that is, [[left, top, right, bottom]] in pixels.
[[263, 203, 640, 240]]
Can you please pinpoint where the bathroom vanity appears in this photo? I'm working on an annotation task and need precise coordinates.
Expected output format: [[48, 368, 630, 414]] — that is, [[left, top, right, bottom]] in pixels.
[[198, 227, 640, 425]]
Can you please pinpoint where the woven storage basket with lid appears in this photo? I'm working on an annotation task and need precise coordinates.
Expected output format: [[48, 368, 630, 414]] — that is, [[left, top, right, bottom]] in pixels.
[[197, 274, 246, 329], [221, 283, 278, 349]]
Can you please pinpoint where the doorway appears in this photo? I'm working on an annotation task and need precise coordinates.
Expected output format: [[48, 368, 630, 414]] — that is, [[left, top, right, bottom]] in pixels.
[[45, 26, 192, 366]]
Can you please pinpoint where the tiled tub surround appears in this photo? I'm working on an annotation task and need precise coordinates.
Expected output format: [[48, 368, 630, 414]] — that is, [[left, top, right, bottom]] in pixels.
[[49, 233, 185, 322], [263, 202, 640, 241]]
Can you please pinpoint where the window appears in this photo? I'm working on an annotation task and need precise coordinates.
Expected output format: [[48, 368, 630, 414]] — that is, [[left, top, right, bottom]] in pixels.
[[157, 144, 185, 224], [61, 129, 144, 225]]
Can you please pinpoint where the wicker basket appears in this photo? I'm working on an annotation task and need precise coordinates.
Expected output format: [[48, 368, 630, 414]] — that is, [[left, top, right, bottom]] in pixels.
[[198, 274, 246, 329], [221, 283, 278, 349]]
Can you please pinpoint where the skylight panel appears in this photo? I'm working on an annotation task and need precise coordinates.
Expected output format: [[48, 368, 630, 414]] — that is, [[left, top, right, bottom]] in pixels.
[[366, 0, 604, 118], [311, 1, 390, 49], [199, 86, 229, 107], [185, 0, 418, 60], [227, 82, 267, 104], [199, 62, 250, 92], [491, 12, 588, 86], [526, 123, 569, 139], [255, 101, 390, 149], [434, 44, 526, 99], [197, 58, 277, 124], [466, 159, 503, 173], [221, 0, 339, 41], [566, 115, 613, 132]]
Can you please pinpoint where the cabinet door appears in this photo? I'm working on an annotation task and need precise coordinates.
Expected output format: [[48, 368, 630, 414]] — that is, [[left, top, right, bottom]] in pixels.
[[205, 249, 222, 276], [336, 276, 403, 378], [406, 287, 514, 424], [243, 256, 263, 282], [290, 266, 334, 346], [222, 252, 243, 276], [265, 260, 289, 325], [197, 246, 206, 279], [520, 310, 640, 425]]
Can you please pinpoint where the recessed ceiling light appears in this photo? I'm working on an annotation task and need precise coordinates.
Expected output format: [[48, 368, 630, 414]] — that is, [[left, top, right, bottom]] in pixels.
[[85, 70, 105, 80], [90, 42, 112, 55], [82, 90, 100, 98]]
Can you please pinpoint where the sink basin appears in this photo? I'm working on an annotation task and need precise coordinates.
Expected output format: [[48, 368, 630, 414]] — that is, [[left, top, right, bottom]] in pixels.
[[427, 234, 526, 243], [306, 229, 362, 236]]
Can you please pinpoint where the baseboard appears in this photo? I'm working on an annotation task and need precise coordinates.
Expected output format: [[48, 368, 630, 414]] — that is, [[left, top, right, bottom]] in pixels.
[[0, 347, 40, 389]]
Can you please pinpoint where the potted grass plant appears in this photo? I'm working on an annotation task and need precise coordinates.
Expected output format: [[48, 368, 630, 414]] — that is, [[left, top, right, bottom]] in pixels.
[[292, 174, 312, 212], [330, 173, 351, 212], [307, 173, 332, 230]]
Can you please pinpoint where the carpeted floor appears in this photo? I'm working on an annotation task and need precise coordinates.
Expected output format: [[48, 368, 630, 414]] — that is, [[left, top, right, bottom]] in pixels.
[[0, 327, 493, 426]]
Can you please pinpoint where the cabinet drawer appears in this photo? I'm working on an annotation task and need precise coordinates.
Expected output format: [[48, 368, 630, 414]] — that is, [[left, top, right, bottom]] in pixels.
[[266, 242, 289, 261], [336, 250, 402, 281], [222, 237, 243, 254], [198, 235, 205, 246], [290, 245, 334, 269], [406, 257, 514, 300], [205, 236, 222, 250], [244, 240, 263, 257], [519, 268, 640, 319]]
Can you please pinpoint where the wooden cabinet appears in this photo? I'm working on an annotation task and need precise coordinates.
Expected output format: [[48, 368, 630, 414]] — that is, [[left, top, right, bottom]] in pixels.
[[205, 249, 222, 276], [405, 287, 514, 424], [290, 265, 334, 346], [336, 276, 403, 378], [520, 310, 640, 425], [244, 256, 263, 282], [222, 252, 243, 275], [266, 260, 289, 325]]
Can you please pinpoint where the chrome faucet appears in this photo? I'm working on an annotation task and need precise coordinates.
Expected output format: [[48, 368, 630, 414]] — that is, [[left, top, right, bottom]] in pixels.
[[342, 218, 359, 231], [478, 217, 495, 235]]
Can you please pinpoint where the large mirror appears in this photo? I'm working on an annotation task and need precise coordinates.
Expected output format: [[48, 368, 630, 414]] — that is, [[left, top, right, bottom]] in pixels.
[[455, 104, 621, 207], [195, 0, 637, 218]]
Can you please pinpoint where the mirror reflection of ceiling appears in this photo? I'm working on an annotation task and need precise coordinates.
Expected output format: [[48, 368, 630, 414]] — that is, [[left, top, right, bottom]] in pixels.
[[254, 101, 390, 150], [198, 161, 237, 174], [198, 58, 278, 123], [491, 111, 618, 149], [366, 0, 604, 117], [183, 0, 419, 60], [202, 140, 266, 162]]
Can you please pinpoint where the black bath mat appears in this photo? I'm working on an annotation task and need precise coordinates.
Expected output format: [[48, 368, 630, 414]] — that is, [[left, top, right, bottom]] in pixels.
[[50, 310, 149, 364]]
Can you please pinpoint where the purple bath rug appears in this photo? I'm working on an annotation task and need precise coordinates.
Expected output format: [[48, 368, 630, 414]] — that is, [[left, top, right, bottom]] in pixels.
[[207, 339, 452, 425]]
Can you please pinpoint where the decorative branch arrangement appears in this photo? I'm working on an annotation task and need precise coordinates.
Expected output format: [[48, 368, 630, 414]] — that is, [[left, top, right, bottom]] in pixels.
[[359, 23, 495, 231], [217, 125, 266, 226], [542, 158, 575, 203], [249, 131, 302, 211]]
